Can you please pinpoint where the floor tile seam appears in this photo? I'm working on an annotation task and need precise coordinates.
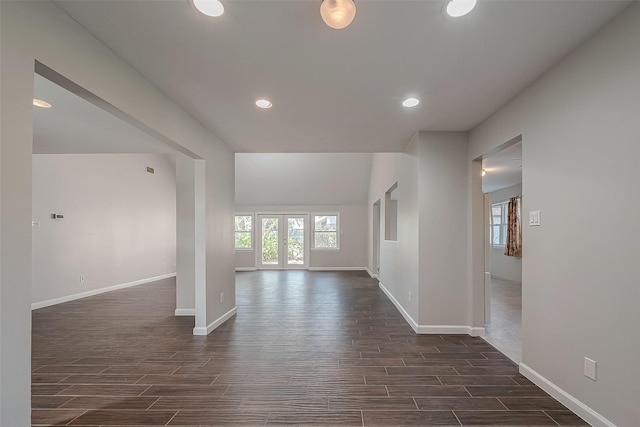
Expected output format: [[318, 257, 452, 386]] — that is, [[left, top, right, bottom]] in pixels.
[[163, 409, 180, 426], [137, 385, 152, 397], [541, 410, 565, 426], [62, 408, 88, 426], [146, 396, 162, 410]]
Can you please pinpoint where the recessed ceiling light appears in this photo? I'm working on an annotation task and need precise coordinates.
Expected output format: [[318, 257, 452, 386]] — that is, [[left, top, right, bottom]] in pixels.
[[255, 99, 272, 109], [402, 98, 420, 108], [33, 99, 52, 108], [446, 0, 477, 18], [192, 0, 224, 17]]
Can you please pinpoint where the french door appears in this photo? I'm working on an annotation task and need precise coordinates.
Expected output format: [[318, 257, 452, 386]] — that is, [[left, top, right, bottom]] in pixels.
[[257, 214, 308, 269]]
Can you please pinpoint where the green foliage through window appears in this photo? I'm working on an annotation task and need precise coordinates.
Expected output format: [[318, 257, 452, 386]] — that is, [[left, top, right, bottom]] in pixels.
[[235, 215, 252, 249], [314, 215, 338, 249]]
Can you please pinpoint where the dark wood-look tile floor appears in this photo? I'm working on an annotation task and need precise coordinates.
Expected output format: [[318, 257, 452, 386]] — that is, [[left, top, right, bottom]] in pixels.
[[32, 271, 588, 426]]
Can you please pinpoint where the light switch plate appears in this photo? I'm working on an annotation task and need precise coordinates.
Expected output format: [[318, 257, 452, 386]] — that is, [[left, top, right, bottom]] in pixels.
[[529, 210, 541, 226]]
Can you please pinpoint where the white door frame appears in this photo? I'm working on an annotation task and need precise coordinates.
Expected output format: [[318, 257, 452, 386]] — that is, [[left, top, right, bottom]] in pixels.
[[257, 213, 309, 270]]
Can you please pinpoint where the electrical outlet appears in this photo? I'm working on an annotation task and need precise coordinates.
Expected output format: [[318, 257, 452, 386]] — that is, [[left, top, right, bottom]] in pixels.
[[80, 275, 85, 283], [32, 220, 41, 228], [584, 357, 597, 381], [220, 292, 225, 303]]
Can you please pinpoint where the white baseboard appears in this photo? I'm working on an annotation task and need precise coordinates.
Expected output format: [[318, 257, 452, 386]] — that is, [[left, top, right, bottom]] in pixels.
[[468, 327, 485, 337], [520, 363, 614, 427], [416, 325, 485, 336], [308, 267, 367, 271], [378, 282, 419, 331], [235, 267, 257, 272], [31, 273, 177, 310], [193, 306, 237, 336], [365, 268, 379, 279], [378, 282, 483, 337], [174, 308, 195, 316]]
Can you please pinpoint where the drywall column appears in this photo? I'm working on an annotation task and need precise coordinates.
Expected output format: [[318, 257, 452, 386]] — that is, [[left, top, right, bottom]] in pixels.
[[0, 32, 32, 425], [469, 158, 486, 332], [417, 132, 472, 332], [175, 155, 197, 316]]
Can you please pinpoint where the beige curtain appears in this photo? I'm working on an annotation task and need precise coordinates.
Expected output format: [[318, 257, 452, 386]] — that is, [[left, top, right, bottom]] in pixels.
[[504, 196, 522, 257]]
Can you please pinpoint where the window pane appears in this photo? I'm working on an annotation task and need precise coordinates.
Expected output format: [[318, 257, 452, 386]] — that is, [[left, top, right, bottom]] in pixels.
[[492, 206, 501, 216], [235, 215, 252, 232], [235, 231, 251, 249], [492, 225, 501, 245], [315, 231, 337, 248], [315, 215, 337, 232]]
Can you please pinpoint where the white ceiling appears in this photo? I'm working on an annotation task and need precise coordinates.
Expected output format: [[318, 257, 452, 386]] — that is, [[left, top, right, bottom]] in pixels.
[[33, 74, 176, 154], [54, 0, 630, 154], [482, 141, 521, 193]]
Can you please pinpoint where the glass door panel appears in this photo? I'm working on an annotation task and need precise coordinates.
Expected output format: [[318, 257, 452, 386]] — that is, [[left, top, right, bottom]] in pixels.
[[286, 216, 305, 267], [259, 216, 281, 269], [257, 214, 308, 270]]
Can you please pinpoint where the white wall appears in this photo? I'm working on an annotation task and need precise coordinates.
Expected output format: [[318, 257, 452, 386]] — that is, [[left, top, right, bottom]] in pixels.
[[235, 205, 367, 270], [417, 132, 469, 329], [236, 153, 372, 206], [489, 183, 522, 282], [32, 154, 176, 306], [368, 143, 419, 323], [469, 4, 640, 425], [235, 153, 372, 271], [1, 1, 235, 424]]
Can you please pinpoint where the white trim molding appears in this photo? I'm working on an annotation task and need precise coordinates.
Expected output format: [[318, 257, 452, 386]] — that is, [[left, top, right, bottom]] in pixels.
[[416, 325, 485, 336], [308, 267, 367, 271], [193, 307, 237, 336], [379, 282, 484, 337], [235, 267, 257, 272], [379, 282, 419, 331], [365, 268, 379, 279], [174, 308, 195, 316], [519, 363, 615, 427], [31, 273, 177, 310]]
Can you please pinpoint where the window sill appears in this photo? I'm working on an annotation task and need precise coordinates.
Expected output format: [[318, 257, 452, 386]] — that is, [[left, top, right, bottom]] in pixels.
[[235, 248, 254, 252], [311, 247, 340, 251]]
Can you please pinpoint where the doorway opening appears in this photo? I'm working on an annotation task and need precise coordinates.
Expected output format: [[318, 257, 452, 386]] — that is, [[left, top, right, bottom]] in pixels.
[[480, 139, 523, 363]]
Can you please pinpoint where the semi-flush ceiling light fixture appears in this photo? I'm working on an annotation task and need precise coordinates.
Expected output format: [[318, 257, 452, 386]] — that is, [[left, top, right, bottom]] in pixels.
[[33, 99, 52, 108], [255, 99, 273, 109], [402, 97, 420, 108], [446, 0, 477, 17], [192, 0, 224, 17], [320, 0, 356, 30]]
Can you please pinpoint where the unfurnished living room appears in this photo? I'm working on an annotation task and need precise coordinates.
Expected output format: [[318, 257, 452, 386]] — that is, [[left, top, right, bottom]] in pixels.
[[1, 1, 639, 426]]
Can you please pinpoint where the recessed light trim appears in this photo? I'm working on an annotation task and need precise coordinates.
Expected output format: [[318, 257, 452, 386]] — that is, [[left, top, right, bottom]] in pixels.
[[402, 97, 420, 108], [255, 99, 273, 109], [33, 99, 52, 108], [446, 0, 477, 18], [192, 0, 224, 17]]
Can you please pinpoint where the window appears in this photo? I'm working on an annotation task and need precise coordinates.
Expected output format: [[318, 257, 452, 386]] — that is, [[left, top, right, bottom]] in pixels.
[[491, 201, 508, 246], [235, 214, 253, 250], [313, 214, 339, 249]]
